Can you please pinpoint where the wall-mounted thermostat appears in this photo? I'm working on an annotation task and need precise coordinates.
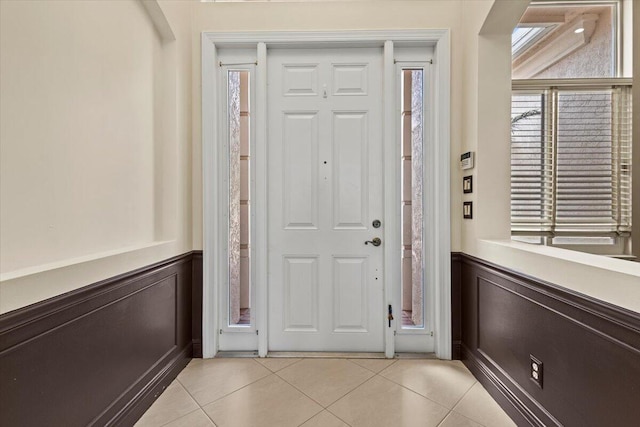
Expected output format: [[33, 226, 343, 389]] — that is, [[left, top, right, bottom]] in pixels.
[[460, 151, 474, 170]]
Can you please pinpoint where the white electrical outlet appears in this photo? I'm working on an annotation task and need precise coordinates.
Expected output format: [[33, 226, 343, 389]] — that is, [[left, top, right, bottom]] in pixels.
[[530, 355, 543, 388]]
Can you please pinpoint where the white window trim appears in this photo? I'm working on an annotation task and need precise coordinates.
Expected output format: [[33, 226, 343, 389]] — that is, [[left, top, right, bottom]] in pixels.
[[202, 30, 451, 359]]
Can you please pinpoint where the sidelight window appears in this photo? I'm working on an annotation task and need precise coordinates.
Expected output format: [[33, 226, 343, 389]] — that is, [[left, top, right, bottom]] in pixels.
[[228, 70, 252, 326], [400, 69, 425, 328]]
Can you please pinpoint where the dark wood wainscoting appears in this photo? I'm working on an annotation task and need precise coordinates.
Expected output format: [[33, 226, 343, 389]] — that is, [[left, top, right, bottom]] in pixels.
[[456, 253, 640, 427], [0, 251, 203, 427]]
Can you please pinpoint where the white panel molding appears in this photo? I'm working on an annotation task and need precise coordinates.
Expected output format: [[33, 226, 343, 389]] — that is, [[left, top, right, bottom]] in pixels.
[[433, 30, 452, 360], [202, 30, 452, 359], [283, 113, 319, 229], [333, 64, 369, 96], [204, 30, 447, 47], [333, 257, 368, 333], [383, 40, 396, 359], [202, 35, 218, 358], [332, 112, 368, 229], [283, 65, 319, 96], [256, 42, 268, 357], [283, 257, 319, 331]]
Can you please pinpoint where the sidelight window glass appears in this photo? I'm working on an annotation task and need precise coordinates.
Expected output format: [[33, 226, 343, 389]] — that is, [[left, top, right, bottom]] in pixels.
[[228, 70, 251, 327], [400, 69, 425, 329]]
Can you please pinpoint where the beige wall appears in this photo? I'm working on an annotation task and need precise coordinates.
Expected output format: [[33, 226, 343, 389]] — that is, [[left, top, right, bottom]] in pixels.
[[1, 0, 637, 315], [0, 0, 193, 313], [0, 0, 157, 273]]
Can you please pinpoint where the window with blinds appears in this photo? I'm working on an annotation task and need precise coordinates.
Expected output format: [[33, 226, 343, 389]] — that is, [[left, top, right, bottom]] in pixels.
[[511, 81, 632, 254]]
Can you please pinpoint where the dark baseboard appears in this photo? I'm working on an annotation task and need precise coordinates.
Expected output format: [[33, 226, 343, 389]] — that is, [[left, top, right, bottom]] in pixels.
[[114, 344, 192, 426], [192, 340, 203, 359], [458, 253, 640, 427], [451, 340, 462, 360], [0, 251, 199, 427], [462, 344, 547, 427]]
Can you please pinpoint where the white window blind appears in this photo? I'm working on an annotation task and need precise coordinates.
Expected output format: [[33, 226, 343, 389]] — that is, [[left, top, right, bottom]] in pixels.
[[511, 80, 632, 242]]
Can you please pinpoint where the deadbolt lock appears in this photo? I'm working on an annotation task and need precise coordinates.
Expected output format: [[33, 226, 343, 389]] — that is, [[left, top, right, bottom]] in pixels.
[[372, 219, 381, 228]]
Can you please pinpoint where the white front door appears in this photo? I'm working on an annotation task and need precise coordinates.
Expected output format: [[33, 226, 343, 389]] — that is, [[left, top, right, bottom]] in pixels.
[[267, 48, 384, 352]]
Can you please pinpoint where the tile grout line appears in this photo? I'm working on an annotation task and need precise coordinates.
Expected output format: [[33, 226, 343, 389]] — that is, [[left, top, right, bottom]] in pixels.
[[156, 358, 493, 427], [198, 371, 276, 408], [457, 411, 490, 427], [177, 360, 271, 411], [448, 381, 492, 427], [271, 359, 368, 426], [369, 371, 455, 426], [148, 381, 201, 427], [254, 356, 305, 373], [273, 369, 333, 409], [375, 361, 479, 412], [323, 374, 381, 427], [158, 408, 212, 427], [176, 376, 201, 407], [375, 359, 399, 377], [435, 410, 453, 427], [346, 357, 399, 375], [174, 378, 219, 426], [186, 358, 351, 427], [374, 371, 458, 413], [273, 359, 376, 409], [294, 408, 334, 427], [449, 379, 478, 412], [180, 358, 359, 424], [322, 372, 380, 411], [321, 408, 355, 427]]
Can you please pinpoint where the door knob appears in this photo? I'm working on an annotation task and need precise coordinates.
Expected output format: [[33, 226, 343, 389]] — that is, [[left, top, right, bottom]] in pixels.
[[364, 237, 382, 247]]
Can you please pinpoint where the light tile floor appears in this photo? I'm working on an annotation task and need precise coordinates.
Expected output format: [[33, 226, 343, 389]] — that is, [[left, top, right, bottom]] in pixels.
[[135, 358, 516, 427]]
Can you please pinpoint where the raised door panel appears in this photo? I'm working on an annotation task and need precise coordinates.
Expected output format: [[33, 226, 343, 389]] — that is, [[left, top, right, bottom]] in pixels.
[[332, 112, 368, 229], [333, 64, 368, 96], [283, 64, 319, 96], [282, 112, 319, 229], [283, 256, 319, 332], [333, 257, 369, 333]]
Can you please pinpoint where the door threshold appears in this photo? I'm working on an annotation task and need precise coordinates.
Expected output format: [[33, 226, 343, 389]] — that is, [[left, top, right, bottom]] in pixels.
[[215, 351, 259, 358], [396, 352, 437, 359], [267, 352, 436, 359], [266, 352, 387, 359], [215, 351, 437, 359]]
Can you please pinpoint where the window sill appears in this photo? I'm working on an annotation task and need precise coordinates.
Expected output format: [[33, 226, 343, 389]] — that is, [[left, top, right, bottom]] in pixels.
[[476, 239, 640, 314], [0, 240, 179, 315]]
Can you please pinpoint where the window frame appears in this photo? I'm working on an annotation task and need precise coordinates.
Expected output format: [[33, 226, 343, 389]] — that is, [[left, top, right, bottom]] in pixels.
[[514, 0, 624, 79], [510, 78, 633, 257]]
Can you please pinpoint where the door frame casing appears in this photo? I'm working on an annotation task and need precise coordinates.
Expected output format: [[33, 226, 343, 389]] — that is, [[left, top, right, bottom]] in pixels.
[[202, 30, 452, 359]]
